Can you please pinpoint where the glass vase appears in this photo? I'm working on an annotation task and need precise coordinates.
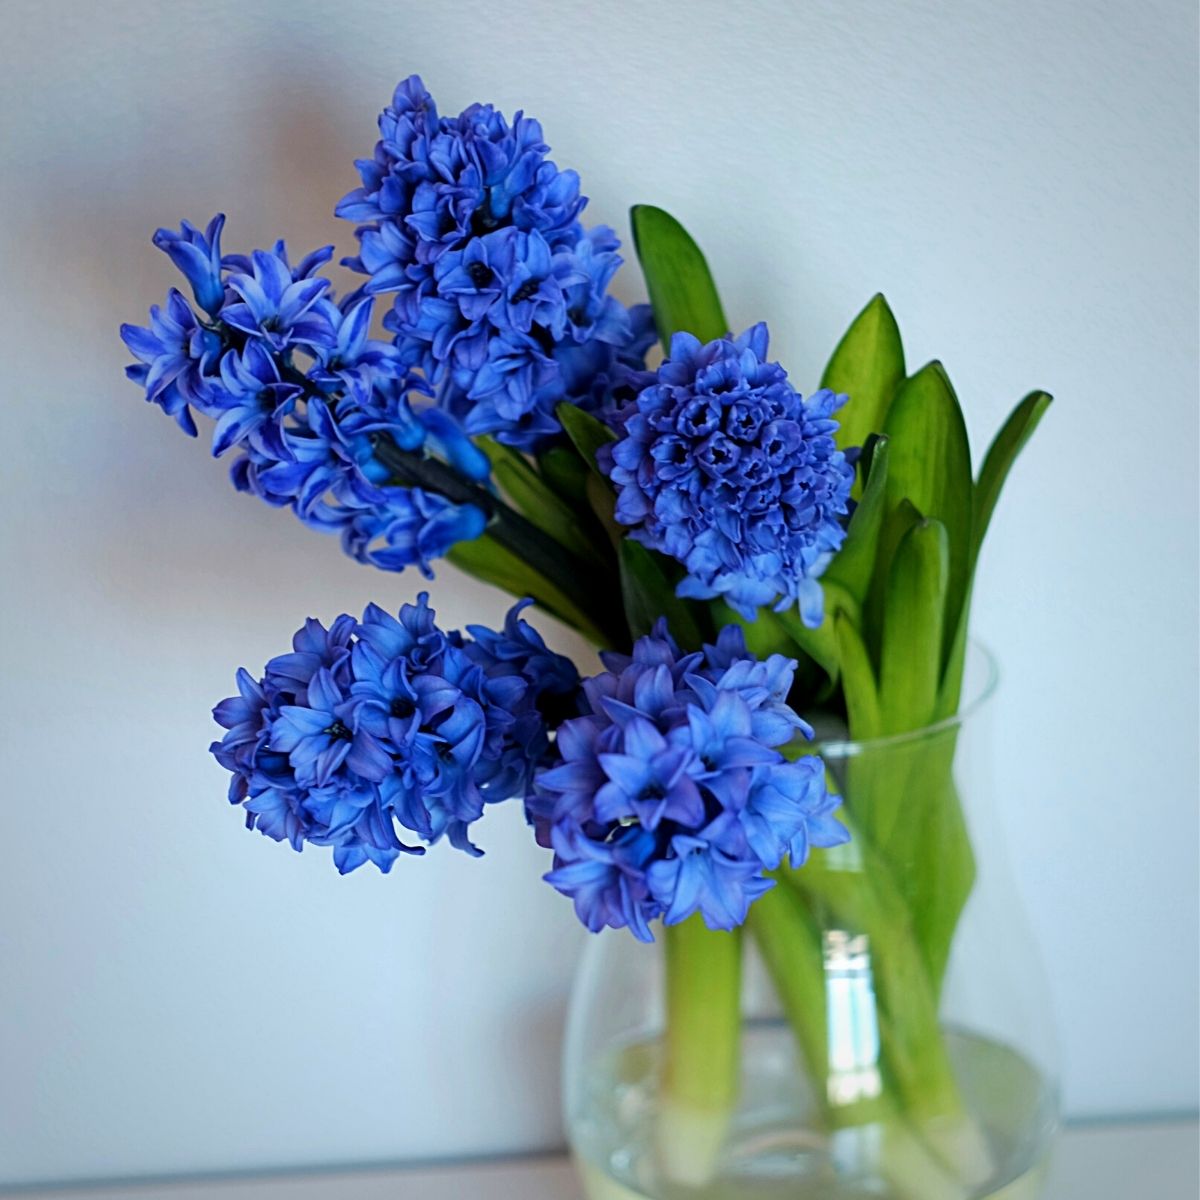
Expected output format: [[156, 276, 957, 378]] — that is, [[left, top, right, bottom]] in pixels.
[[563, 644, 1059, 1200]]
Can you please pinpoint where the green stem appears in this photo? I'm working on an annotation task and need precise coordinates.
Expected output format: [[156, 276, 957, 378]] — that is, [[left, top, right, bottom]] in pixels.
[[657, 917, 741, 1185], [663, 916, 741, 1110], [745, 886, 832, 1099]]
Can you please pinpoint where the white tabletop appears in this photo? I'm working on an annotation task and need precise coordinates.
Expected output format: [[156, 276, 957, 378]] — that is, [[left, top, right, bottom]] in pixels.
[[3, 1121, 1195, 1200]]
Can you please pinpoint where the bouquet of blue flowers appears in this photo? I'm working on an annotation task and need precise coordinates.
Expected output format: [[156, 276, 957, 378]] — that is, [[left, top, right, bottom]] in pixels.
[[123, 76, 1050, 1198]]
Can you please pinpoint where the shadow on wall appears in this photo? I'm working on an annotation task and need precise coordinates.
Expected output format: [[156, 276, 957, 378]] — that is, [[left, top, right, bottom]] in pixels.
[[10, 66, 373, 595]]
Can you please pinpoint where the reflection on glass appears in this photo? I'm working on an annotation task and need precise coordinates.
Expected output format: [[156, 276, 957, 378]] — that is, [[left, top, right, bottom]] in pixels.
[[824, 929, 883, 1107]]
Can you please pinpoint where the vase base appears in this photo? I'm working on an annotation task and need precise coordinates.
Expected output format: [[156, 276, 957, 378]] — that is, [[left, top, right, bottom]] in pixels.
[[577, 1157, 1048, 1200], [571, 1023, 1056, 1200]]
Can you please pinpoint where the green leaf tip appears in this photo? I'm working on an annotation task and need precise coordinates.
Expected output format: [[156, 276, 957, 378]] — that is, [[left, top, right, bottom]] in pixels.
[[631, 204, 728, 347], [973, 390, 1053, 563], [935, 388, 1053, 717], [821, 293, 906, 460]]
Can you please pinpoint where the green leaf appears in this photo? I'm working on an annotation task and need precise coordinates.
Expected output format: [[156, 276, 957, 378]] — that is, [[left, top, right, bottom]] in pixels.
[[874, 362, 972, 670], [879, 518, 949, 734], [585, 471, 625, 554], [849, 506, 976, 995], [934, 581, 974, 721], [536, 444, 591, 507], [447, 534, 605, 644], [936, 389, 1052, 718], [820, 294, 906, 461], [824, 434, 890, 606], [906, 762, 976, 994], [477, 437, 599, 562], [972, 390, 1053, 566], [556, 402, 615, 474], [619, 539, 704, 646], [853, 724, 977, 996], [863, 494, 923, 664], [833, 609, 883, 740], [630, 205, 728, 346]]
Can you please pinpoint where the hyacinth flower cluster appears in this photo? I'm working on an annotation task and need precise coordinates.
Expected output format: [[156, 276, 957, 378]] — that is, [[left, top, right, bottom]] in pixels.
[[602, 323, 856, 624], [120, 216, 493, 575], [211, 594, 845, 941], [336, 75, 654, 450], [527, 624, 848, 940], [211, 595, 580, 872], [121, 78, 654, 606]]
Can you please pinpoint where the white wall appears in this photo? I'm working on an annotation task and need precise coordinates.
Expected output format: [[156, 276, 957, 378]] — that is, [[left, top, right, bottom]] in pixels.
[[0, 0, 1196, 1185]]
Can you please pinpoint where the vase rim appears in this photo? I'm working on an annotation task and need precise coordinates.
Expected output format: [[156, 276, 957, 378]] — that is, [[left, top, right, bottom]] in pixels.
[[810, 639, 999, 757]]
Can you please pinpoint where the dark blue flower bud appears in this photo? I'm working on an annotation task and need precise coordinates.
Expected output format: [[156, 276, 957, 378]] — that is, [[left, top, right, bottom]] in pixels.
[[602, 324, 856, 625]]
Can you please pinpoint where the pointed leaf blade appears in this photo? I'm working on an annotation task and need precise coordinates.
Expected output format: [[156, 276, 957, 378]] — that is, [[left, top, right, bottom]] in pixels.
[[630, 205, 728, 346], [879, 518, 949, 734], [936, 389, 1052, 717], [863, 494, 924, 665], [825, 434, 890, 605], [556, 402, 616, 474], [876, 362, 972, 670], [820, 294, 906, 461], [833, 608, 883, 741], [477, 436, 599, 561], [972, 390, 1052, 565]]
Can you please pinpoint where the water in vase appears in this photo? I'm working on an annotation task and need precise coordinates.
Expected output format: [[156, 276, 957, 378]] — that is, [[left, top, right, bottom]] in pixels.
[[573, 1022, 1057, 1200]]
